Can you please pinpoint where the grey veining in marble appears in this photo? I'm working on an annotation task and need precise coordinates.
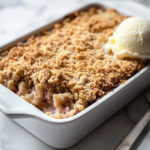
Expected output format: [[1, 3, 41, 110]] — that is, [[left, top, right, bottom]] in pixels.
[[0, 0, 150, 150]]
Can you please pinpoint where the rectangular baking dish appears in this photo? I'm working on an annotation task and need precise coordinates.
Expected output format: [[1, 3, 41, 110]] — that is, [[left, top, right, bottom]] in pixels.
[[0, 1, 150, 149]]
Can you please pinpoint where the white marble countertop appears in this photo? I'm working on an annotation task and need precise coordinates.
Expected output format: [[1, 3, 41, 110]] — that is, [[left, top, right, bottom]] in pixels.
[[0, 0, 150, 150]]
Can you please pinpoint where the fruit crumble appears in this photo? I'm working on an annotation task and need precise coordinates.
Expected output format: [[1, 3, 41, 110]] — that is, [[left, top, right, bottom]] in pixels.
[[0, 7, 145, 119]]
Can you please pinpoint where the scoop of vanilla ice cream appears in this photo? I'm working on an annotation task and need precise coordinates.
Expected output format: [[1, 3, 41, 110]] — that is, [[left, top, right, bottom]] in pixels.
[[104, 17, 150, 59]]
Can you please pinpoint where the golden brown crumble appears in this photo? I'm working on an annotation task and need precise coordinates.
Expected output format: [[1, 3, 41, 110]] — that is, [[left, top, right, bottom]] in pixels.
[[0, 7, 145, 119]]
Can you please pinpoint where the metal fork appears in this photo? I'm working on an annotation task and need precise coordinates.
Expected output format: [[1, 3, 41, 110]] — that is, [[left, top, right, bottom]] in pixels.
[[116, 88, 150, 150]]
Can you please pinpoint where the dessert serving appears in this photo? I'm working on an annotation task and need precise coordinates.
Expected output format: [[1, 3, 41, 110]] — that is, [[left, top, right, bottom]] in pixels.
[[104, 16, 150, 59], [0, 7, 148, 119]]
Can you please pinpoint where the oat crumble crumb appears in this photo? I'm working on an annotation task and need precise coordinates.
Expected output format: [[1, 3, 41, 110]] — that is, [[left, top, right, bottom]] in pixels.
[[0, 7, 145, 118]]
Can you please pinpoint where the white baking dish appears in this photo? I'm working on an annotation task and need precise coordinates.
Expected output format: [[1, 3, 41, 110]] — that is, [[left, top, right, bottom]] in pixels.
[[0, 1, 150, 149]]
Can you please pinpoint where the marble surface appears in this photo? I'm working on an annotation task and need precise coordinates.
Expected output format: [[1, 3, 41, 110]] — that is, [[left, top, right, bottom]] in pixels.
[[0, 0, 150, 150]]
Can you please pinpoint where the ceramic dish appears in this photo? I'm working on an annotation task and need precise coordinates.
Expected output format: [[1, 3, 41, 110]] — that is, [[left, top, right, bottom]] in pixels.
[[0, 1, 150, 149]]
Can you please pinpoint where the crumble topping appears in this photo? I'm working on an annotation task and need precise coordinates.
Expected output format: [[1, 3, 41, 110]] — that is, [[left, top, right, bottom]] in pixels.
[[0, 7, 145, 119]]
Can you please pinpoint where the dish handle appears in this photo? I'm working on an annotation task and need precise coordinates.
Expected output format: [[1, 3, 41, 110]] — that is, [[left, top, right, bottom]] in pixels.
[[0, 84, 48, 120]]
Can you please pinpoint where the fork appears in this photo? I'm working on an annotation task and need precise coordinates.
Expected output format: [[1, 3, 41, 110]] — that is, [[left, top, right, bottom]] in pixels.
[[116, 88, 150, 150]]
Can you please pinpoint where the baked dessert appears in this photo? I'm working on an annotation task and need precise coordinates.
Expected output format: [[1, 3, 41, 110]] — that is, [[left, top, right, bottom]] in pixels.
[[0, 7, 145, 119]]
